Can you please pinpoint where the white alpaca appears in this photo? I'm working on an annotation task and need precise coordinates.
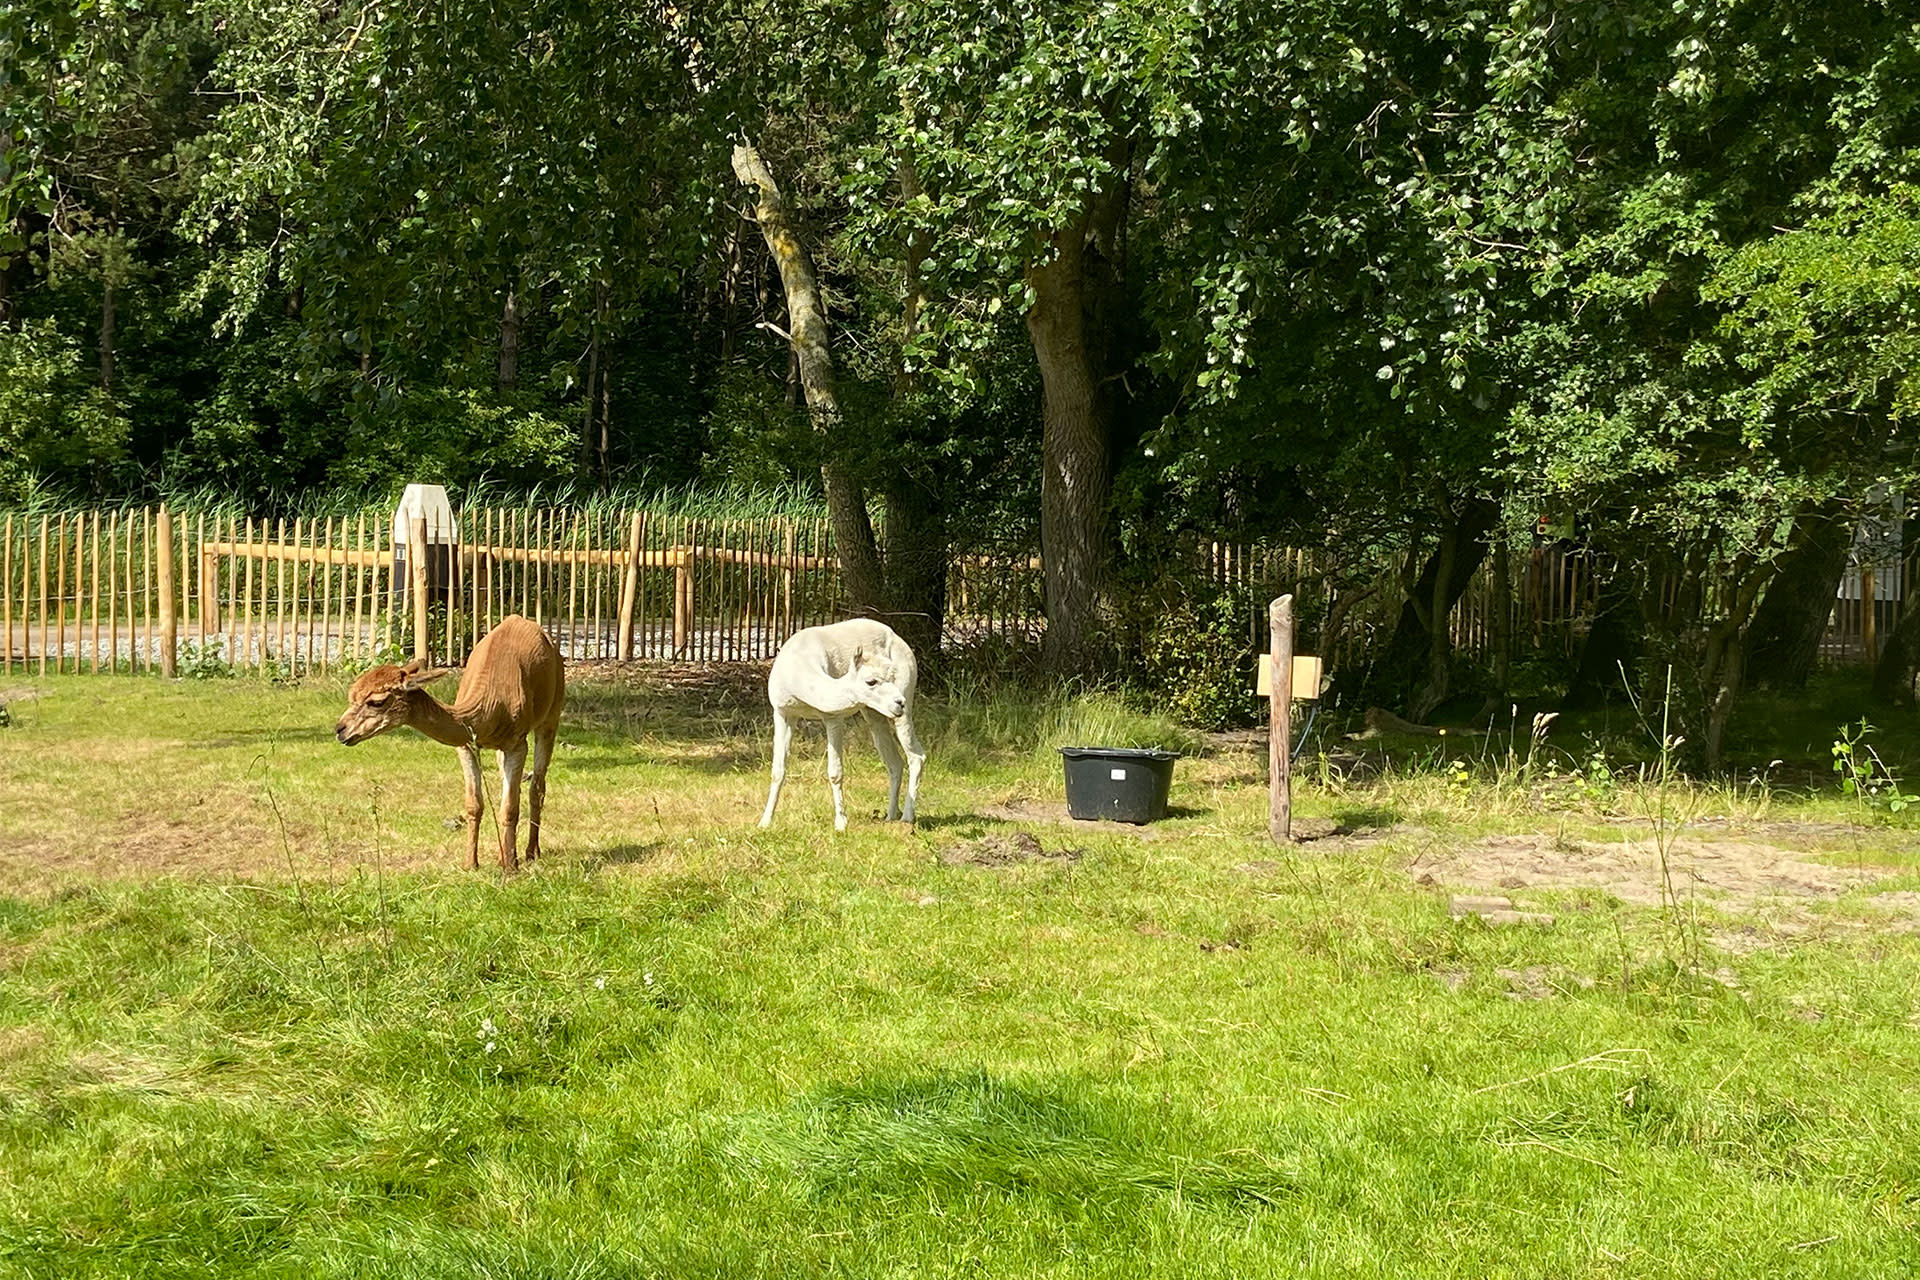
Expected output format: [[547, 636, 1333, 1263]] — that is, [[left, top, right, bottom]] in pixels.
[[759, 619, 926, 831]]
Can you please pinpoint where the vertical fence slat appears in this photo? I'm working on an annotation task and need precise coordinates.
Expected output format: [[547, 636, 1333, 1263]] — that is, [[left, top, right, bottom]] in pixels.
[[156, 506, 177, 678], [85, 511, 98, 674], [240, 516, 254, 675], [36, 515, 49, 675], [107, 511, 121, 671], [223, 513, 238, 670], [1, 514, 11, 675], [352, 512, 367, 664]]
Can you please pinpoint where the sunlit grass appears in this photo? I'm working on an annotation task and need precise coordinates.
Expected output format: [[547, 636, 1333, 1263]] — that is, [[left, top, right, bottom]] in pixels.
[[0, 670, 1917, 1278]]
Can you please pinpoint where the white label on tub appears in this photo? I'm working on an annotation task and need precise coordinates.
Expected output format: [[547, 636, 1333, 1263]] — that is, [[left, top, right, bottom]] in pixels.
[[1110, 768, 1127, 780]]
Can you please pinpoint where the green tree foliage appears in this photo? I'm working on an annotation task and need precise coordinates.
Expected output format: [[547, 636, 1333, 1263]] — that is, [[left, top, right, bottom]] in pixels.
[[4, 0, 1919, 730], [0, 318, 131, 498]]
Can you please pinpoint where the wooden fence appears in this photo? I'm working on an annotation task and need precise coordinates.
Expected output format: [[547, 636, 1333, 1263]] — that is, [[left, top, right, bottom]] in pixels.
[[0, 506, 1054, 677], [0, 505, 1909, 677]]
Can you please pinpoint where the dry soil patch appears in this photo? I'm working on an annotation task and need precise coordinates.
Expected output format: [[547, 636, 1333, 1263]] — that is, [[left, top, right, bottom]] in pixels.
[[1411, 831, 1898, 910]]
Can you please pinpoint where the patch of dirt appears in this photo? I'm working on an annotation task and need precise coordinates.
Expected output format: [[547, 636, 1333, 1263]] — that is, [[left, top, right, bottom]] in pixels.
[[1859, 891, 1920, 933], [1411, 832, 1898, 910], [936, 832, 1084, 868], [977, 796, 1187, 835]]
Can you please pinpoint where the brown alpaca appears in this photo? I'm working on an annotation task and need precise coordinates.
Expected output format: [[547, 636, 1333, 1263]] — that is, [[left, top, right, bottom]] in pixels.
[[334, 614, 565, 872]]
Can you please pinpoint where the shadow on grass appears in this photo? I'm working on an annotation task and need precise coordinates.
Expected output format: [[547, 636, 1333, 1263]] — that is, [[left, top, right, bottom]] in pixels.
[[720, 1070, 1296, 1210], [560, 744, 765, 775], [1331, 804, 1400, 830], [192, 727, 343, 748], [579, 842, 671, 866]]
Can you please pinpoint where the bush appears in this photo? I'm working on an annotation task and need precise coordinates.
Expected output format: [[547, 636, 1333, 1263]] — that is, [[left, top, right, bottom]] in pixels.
[[1132, 587, 1262, 731], [0, 320, 133, 499]]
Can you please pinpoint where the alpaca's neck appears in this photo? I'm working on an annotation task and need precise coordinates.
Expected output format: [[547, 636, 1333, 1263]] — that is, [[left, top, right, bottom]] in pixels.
[[805, 675, 868, 716], [409, 695, 473, 747]]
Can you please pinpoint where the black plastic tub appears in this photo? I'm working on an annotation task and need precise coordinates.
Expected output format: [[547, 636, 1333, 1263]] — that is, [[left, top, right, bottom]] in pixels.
[[1058, 747, 1179, 823]]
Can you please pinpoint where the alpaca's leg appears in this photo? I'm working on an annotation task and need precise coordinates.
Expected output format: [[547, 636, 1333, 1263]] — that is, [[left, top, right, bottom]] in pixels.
[[496, 743, 527, 872], [823, 716, 850, 832], [525, 724, 556, 863], [759, 709, 793, 828], [862, 707, 906, 821], [458, 744, 485, 869], [895, 708, 927, 826]]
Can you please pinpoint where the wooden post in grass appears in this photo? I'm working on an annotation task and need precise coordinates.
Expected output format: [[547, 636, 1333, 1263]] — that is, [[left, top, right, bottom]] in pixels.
[[157, 504, 177, 677], [1268, 594, 1294, 843], [616, 509, 644, 662], [409, 514, 430, 664]]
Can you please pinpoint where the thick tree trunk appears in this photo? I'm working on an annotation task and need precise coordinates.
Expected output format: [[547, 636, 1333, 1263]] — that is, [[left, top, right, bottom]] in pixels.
[[498, 287, 520, 391], [732, 140, 885, 614], [1746, 498, 1851, 689], [1871, 589, 1920, 705], [1369, 494, 1500, 716], [1698, 560, 1769, 773], [1563, 558, 1642, 710], [880, 474, 948, 659], [1027, 215, 1114, 674]]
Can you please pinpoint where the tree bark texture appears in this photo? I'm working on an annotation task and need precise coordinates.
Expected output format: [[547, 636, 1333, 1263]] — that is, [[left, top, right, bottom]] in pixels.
[[99, 279, 115, 390], [880, 473, 948, 659], [1027, 215, 1114, 674], [732, 141, 886, 614], [1368, 494, 1500, 717], [1745, 498, 1852, 690], [1872, 589, 1920, 704], [498, 287, 521, 391], [1697, 550, 1772, 773]]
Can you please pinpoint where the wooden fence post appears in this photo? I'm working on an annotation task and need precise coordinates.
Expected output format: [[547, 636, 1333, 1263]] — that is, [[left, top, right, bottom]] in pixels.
[[157, 504, 177, 677], [1268, 593, 1294, 843], [672, 547, 692, 656], [409, 514, 430, 663], [1, 513, 11, 674], [616, 510, 643, 662]]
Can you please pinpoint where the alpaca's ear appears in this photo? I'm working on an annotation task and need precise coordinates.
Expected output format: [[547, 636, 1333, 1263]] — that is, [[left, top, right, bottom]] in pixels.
[[851, 646, 866, 669], [400, 663, 452, 691]]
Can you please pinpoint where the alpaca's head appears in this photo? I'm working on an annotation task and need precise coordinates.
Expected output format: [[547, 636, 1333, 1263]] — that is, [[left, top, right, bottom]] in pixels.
[[335, 660, 452, 745], [847, 648, 909, 720]]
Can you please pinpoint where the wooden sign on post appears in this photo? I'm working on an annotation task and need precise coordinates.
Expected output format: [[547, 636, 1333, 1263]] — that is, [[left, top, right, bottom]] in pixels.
[[1256, 654, 1324, 699]]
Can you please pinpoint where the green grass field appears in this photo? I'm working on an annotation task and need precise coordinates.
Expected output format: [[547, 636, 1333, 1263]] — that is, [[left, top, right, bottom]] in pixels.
[[1, 668, 1917, 1278]]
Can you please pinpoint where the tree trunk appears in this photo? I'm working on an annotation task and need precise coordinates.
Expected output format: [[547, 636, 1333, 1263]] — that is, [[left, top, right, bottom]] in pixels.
[[498, 287, 520, 391], [1746, 498, 1851, 689], [1369, 494, 1499, 716], [1563, 558, 1642, 710], [99, 279, 116, 390], [598, 352, 612, 480], [880, 473, 948, 659], [1027, 215, 1114, 674], [882, 153, 949, 659], [579, 291, 600, 475], [1871, 589, 1920, 705], [732, 140, 885, 613], [1489, 539, 1512, 701]]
